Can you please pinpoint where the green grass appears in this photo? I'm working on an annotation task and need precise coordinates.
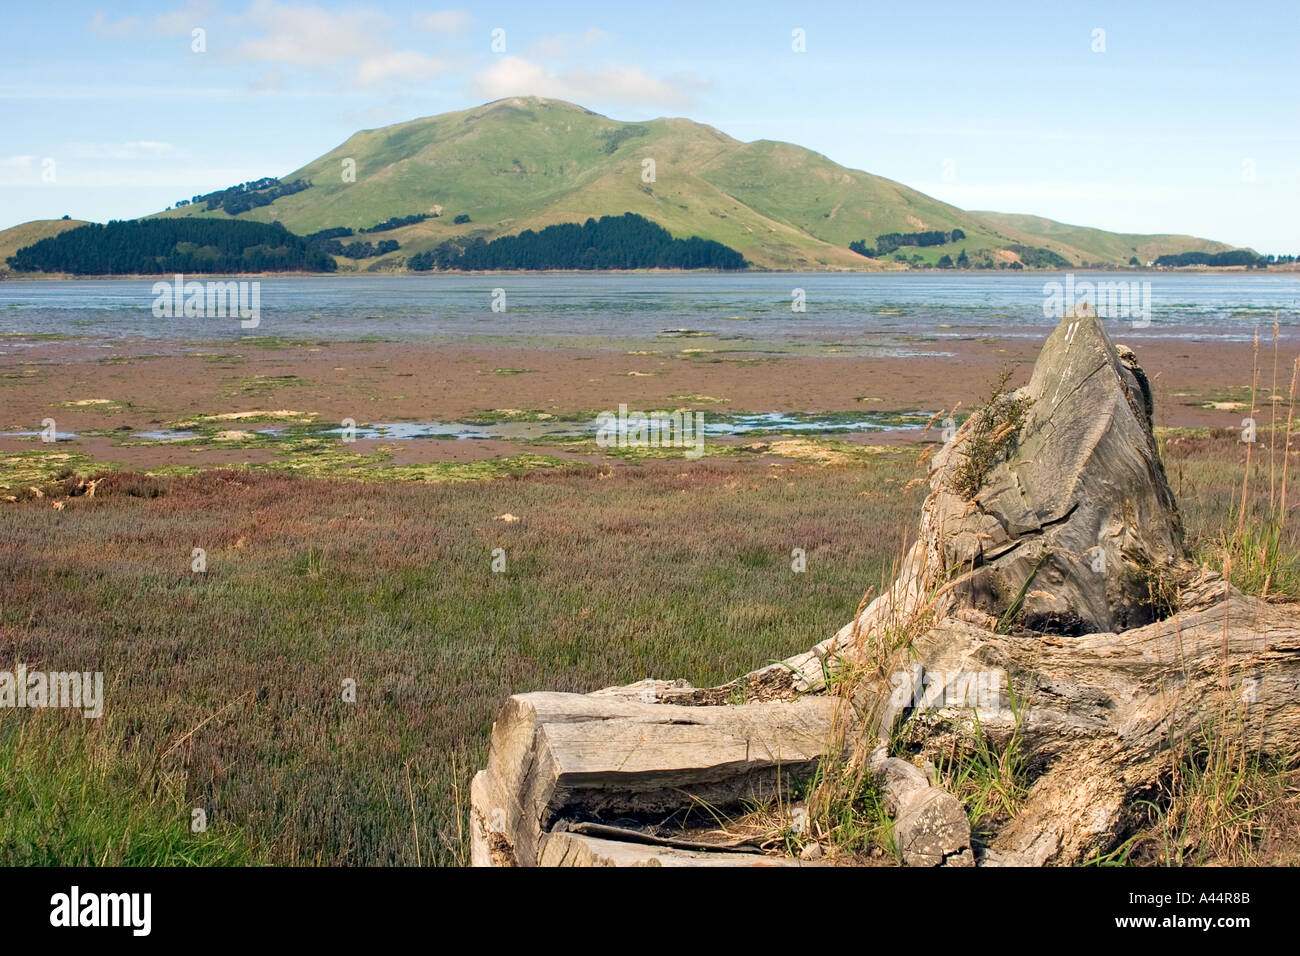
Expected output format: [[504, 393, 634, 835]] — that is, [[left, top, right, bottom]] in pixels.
[[970, 211, 1235, 268], [0, 218, 90, 272], [1098, 734, 1296, 867], [923, 692, 1029, 841], [1162, 427, 1300, 600], [801, 757, 898, 862], [0, 457, 917, 865], [0, 716, 261, 865]]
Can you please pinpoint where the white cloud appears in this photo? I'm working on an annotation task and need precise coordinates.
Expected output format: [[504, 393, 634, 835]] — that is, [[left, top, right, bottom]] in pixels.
[[234, 0, 392, 67], [472, 56, 687, 107], [356, 51, 448, 86], [566, 66, 688, 106], [88, 3, 466, 95], [154, 1, 217, 36], [528, 28, 611, 58], [472, 57, 554, 97], [0, 155, 35, 168], [88, 12, 141, 38], [416, 9, 471, 35]]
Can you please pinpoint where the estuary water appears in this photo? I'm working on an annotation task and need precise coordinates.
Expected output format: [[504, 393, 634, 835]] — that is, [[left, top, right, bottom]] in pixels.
[[1, 272, 1297, 351]]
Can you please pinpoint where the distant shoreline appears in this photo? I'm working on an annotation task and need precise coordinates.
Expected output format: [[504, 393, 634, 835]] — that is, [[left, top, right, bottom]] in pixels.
[[2, 265, 1296, 281]]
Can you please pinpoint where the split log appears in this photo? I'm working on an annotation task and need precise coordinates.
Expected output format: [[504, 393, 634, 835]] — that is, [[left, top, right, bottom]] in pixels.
[[536, 832, 809, 867], [471, 692, 844, 866]]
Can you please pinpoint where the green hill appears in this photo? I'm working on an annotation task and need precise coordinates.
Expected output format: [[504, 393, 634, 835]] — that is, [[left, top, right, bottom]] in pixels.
[[128, 96, 1244, 271], [969, 211, 1238, 268], [0, 219, 89, 273]]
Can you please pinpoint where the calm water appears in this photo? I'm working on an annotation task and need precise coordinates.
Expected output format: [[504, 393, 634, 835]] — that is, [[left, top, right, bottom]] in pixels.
[[1, 273, 1297, 351]]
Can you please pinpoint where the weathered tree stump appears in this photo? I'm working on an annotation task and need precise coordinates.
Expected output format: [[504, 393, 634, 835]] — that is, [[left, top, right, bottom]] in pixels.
[[473, 307, 1300, 866]]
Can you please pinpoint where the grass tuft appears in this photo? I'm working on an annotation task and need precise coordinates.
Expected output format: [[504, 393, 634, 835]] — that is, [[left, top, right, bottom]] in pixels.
[[949, 368, 1031, 500]]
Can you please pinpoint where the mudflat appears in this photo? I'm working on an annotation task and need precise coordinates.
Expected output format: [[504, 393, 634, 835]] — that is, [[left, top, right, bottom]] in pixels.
[[0, 330, 1275, 479]]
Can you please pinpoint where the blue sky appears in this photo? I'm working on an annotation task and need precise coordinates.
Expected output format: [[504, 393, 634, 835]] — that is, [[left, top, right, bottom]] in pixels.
[[2, 0, 1297, 252]]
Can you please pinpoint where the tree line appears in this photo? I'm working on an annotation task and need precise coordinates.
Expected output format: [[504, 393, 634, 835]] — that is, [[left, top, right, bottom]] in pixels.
[[6, 219, 337, 274], [302, 227, 400, 259], [850, 229, 966, 257], [359, 213, 431, 233], [1154, 250, 1265, 268], [407, 213, 747, 271], [174, 177, 311, 216]]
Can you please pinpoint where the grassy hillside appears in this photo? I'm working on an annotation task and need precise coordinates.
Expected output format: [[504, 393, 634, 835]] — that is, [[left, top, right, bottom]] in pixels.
[[158, 98, 876, 270], [696, 139, 1009, 257], [148, 96, 1242, 272], [0, 219, 89, 272], [970, 211, 1239, 267]]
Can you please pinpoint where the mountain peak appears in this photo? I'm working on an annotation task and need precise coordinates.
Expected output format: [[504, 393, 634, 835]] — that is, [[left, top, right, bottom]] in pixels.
[[151, 100, 1244, 273]]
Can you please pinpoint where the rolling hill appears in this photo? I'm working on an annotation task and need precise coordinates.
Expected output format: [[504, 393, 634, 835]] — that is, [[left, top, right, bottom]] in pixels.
[[0, 219, 89, 273], [5, 97, 1247, 273], [971, 211, 1235, 268]]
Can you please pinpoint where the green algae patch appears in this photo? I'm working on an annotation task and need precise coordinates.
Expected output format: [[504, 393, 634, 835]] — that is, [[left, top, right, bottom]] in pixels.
[[0, 450, 115, 489], [268, 447, 574, 482], [175, 410, 318, 427], [743, 438, 896, 466], [668, 393, 730, 405], [457, 408, 598, 425]]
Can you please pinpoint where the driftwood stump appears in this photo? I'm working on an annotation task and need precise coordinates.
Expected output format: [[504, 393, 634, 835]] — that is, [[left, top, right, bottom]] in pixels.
[[472, 307, 1300, 866]]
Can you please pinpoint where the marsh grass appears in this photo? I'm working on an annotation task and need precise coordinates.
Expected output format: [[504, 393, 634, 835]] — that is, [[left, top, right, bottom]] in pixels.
[[1094, 728, 1298, 867], [1112, 326, 1300, 864], [0, 714, 259, 865], [927, 689, 1029, 841], [1144, 739, 1290, 865], [797, 454, 939, 863], [0, 457, 916, 865], [1211, 320, 1300, 600]]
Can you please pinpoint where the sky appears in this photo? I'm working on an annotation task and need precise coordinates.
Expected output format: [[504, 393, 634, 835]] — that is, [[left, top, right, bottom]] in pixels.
[[1, 0, 1297, 253]]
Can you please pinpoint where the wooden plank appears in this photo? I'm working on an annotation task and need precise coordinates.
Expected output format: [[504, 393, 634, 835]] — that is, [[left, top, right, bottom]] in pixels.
[[538, 832, 810, 867], [482, 692, 845, 865]]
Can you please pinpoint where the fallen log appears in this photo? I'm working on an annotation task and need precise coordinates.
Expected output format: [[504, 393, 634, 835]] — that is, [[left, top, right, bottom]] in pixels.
[[471, 692, 844, 866]]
